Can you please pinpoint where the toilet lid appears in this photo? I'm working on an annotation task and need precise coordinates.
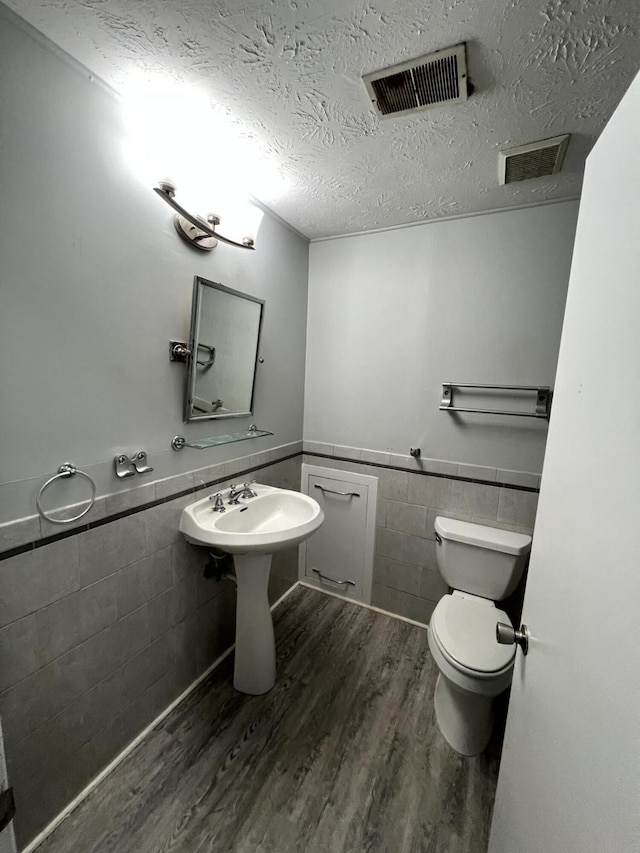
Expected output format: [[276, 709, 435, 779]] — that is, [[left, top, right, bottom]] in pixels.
[[431, 594, 515, 673]]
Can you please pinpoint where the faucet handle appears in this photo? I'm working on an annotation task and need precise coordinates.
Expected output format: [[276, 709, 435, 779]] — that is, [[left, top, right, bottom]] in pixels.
[[209, 493, 225, 512]]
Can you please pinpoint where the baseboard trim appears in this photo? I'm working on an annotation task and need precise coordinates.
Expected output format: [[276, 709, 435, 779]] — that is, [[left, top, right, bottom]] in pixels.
[[22, 582, 300, 853], [298, 580, 430, 630]]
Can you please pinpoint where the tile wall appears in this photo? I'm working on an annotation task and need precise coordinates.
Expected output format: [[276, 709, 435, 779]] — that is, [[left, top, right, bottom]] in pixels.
[[0, 445, 302, 847], [0, 437, 539, 846], [303, 443, 539, 625]]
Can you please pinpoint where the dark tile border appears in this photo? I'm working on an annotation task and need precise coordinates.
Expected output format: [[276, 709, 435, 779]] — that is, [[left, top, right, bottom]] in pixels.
[[1, 451, 539, 563], [0, 453, 301, 563], [303, 452, 541, 493]]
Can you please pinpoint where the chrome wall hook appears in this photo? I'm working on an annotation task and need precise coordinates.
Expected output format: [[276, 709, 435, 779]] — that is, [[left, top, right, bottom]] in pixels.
[[114, 451, 154, 479], [132, 451, 153, 474]]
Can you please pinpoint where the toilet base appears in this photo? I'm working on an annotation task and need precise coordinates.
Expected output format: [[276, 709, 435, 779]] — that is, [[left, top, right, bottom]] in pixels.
[[434, 673, 493, 756]]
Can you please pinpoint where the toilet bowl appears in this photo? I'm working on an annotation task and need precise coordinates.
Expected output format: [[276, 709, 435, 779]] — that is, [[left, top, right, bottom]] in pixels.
[[428, 517, 531, 756]]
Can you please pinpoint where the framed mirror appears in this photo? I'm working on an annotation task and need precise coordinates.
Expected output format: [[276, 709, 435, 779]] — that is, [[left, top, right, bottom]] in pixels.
[[184, 276, 264, 422]]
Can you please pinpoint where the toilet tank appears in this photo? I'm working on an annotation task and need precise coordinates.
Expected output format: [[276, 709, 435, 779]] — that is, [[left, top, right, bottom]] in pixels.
[[434, 517, 532, 600]]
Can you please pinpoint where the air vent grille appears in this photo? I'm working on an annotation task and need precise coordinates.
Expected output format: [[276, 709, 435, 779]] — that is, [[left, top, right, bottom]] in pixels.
[[363, 44, 467, 119], [498, 135, 570, 185], [370, 72, 416, 116], [414, 54, 460, 105]]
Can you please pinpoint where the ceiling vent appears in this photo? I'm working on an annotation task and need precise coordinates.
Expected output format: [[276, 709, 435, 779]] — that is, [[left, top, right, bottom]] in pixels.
[[363, 43, 468, 119], [498, 135, 570, 185]]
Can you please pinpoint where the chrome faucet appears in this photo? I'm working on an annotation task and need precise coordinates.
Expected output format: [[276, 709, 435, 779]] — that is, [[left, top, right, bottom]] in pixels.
[[209, 493, 225, 512], [228, 482, 257, 504]]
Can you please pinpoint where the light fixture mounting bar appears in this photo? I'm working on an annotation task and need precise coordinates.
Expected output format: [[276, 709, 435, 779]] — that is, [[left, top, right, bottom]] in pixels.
[[153, 186, 255, 250]]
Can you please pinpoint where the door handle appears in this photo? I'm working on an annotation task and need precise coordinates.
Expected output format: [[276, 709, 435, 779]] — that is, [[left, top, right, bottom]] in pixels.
[[496, 622, 530, 655], [312, 568, 356, 588], [314, 484, 360, 498]]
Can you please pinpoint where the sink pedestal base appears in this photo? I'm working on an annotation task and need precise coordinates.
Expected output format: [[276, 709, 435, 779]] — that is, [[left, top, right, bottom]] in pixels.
[[233, 553, 276, 695]]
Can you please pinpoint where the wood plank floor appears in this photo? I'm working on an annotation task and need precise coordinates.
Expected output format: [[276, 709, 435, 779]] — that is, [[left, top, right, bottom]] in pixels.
[[38, 586, 501, 853]]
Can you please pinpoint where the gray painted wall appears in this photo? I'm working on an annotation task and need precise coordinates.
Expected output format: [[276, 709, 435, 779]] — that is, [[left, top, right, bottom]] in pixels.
[[0, 12, 308, 844], [304, 202, 579, 473], [0, 6, 309, 527]]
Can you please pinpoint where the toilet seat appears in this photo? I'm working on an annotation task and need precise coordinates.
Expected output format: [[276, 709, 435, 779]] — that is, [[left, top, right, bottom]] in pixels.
[[430, 592, 515, 676]]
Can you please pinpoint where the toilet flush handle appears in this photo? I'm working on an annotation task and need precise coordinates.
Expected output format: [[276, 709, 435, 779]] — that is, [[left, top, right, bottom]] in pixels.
[[496, 622, 530, 656]]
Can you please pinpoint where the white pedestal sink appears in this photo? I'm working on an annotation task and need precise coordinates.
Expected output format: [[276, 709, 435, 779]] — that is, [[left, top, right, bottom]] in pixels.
[[233, 553, 275, 694], [179, 484, 324, 694]]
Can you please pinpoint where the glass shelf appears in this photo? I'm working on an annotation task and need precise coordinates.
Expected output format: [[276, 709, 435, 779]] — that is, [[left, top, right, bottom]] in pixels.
[[171, 428, 273, 451]]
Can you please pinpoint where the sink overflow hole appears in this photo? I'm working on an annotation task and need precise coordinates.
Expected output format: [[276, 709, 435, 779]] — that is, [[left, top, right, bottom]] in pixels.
[[240, 507, 248, 512]]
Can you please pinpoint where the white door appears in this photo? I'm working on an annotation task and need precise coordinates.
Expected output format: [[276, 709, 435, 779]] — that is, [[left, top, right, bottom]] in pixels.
[[489, 71, 640, 853]]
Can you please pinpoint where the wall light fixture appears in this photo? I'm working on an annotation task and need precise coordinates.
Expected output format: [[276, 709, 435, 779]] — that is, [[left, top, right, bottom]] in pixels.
[[153, 180, 257, 251]]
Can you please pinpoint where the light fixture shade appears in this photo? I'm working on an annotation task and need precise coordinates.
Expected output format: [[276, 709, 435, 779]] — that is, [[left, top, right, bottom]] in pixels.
[[126, 84, 279, 252], [220, 200, 264, 246], [124, 88, 216, 191], [241, 203, 265, 244]]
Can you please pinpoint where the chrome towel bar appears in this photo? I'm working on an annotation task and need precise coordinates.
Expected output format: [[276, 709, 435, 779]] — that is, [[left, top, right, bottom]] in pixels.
[[440, 383, 552, 419]]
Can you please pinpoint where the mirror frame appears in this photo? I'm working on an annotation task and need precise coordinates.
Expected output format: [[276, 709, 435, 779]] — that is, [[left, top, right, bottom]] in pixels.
[[184, 276, 265, 423]]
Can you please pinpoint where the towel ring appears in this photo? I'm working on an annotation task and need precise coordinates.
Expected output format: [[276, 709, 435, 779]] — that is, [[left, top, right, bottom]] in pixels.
[[36, 463, 96, 524]]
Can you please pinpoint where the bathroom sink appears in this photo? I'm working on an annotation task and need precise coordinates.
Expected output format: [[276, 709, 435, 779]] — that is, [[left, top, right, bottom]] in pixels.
[[180, 484, 324, 696], [179, 483, 323, 554]]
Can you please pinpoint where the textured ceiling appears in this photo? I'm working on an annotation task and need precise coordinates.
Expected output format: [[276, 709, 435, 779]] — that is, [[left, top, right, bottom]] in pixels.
[[5, 0, 640, 238]]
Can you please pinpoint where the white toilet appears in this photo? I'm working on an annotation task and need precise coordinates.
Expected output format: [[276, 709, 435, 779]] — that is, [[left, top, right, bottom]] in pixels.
[[428, 516, 532, 756]]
